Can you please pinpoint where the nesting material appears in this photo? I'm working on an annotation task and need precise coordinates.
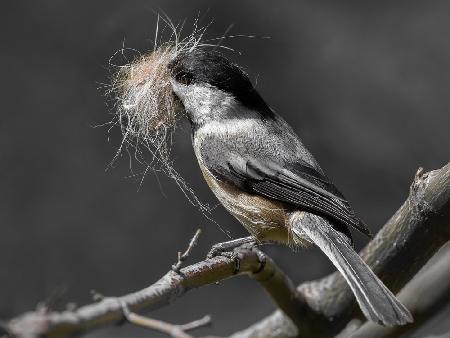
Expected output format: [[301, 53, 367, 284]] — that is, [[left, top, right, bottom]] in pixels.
[[109, 17, 218, 161], [109, 41, 197, 205], [107, 19, 222, 223], [106, 19, 235, 237], [111, 43, 180, 164], [119, 45, 178, 128]]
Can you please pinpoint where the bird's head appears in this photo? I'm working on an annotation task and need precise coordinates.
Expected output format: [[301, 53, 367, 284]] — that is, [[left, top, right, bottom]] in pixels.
[[168, 50, 272, 125], [110, 43, 274, 162]]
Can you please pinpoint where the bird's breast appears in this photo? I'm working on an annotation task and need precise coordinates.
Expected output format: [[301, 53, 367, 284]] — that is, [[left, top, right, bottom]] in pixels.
[[200, 166, 291, 244]]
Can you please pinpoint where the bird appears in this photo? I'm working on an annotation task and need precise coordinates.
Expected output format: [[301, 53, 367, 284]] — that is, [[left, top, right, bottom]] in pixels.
[[167, 49, 412, 326]]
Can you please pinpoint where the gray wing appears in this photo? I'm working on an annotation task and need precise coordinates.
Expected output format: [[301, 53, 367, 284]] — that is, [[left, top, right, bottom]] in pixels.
[[199, 134, 371, 237]]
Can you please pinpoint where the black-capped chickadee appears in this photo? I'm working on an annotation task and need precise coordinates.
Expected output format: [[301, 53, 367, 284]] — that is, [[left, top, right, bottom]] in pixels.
[[167, 50, 412, 326]]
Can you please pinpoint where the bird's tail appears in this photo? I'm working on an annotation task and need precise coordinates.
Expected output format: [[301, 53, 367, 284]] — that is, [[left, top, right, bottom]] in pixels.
[[289, 212, 413, 326]]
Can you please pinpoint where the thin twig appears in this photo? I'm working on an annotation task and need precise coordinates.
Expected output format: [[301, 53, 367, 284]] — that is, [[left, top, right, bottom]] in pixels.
[[179, 315, 212, 331], [172, 229, 202, 272], [121, 303, 210, 338]]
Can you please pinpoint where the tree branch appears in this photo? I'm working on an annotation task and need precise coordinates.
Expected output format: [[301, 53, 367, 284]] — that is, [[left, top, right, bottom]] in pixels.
[[121, 303, 211, 338], [5, 163, 450, 338], [346, 244, 450, 338], [230, 163, 450, 338], [5, 244, 304, 337]]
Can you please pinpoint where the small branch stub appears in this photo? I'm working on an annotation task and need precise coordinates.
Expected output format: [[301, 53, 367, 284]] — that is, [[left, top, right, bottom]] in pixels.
[[172, 229, 202, 272]]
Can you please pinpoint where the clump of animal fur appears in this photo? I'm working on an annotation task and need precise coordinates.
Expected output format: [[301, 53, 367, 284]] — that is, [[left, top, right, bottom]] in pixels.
[[111, 43, 180, 164], [106, 17, 220, 220], [108, 15, 218, 167]]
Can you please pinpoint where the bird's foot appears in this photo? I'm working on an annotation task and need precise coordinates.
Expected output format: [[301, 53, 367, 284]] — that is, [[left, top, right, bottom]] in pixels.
[[208, 239, 267, 274], [207, 236, 257, 259]]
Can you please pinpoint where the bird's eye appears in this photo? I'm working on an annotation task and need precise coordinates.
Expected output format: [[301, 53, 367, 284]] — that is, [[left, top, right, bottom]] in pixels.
[[175, 72, 193, 85]]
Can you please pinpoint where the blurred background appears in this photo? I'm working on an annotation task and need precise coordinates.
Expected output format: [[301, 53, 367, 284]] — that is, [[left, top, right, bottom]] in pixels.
[[1, 1, 450, 337]]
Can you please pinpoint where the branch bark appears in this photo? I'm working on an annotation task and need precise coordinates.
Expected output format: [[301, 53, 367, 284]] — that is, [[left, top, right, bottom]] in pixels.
[[121, 303, 211, 338], [5, 163, 450, 338], [347, 244, 450, 338], [5, 246, 304, 338], [230, 163, 450, 338]]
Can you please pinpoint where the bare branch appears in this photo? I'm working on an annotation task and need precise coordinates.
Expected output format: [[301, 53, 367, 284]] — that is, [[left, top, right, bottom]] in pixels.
[[6, 246, 303, 337], [230, 163, 450, 338], [178, 315, 212, 332], [121, 303, 211, 338], [5, 163, 450, 338], [345, 244, 450, 338]]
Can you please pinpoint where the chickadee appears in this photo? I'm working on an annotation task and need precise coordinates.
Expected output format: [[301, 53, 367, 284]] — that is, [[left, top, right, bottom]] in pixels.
[[167, 50, 412, 326]]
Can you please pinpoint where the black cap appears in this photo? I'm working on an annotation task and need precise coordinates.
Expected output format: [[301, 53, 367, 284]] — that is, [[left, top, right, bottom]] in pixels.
[[168, 49, 274, 117]]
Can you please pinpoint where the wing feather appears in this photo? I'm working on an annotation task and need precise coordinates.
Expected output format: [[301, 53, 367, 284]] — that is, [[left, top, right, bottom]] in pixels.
[[212, 157, 371, 237], [196, 122, 371, 237]]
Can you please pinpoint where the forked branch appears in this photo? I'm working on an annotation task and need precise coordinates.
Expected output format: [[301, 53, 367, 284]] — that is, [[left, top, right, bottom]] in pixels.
[[5, 235, 304, 337], [231, 163, 450, 338], [5, 163, 450, 338]]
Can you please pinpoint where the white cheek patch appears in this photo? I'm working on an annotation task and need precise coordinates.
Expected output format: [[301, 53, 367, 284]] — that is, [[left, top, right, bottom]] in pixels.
[[170, 80, 188, 100], [177, 84, 237, 124]]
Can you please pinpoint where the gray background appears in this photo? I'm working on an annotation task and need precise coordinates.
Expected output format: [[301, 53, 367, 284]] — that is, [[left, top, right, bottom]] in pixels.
[[1, 1, 450, 337]]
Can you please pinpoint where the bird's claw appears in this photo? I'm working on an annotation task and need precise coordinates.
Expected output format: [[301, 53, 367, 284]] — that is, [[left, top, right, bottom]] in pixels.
[[207, 238, 257, 259], [211, 250, 240, 272], [207, 240, 260, 273], [207, 243, 225, 259]]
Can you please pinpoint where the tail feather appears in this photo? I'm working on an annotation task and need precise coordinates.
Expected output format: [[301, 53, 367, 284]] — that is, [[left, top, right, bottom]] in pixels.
[[290, 212, 413, 326]]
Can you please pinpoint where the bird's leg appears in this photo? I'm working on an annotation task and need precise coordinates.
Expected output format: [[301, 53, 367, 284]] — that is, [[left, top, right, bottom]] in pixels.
[[208, 237, 269, 274], [207, 236, 257, 258]]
